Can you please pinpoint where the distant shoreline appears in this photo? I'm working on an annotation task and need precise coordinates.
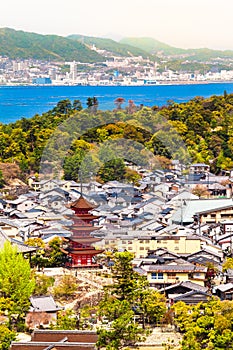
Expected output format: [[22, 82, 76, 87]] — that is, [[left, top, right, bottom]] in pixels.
[[1, 80, 233, 88]]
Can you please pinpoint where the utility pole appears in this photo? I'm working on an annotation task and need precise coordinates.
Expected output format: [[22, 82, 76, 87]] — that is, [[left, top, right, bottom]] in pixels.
[[180, 199, 183, 226]]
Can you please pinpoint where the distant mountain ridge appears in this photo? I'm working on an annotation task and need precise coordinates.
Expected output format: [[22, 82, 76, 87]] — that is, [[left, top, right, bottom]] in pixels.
[[1, 27, 233, 63], [120, 37, 187, 55], [120, 37, 233, 60], [0, 28, 103, 62], [67, 34, 151, 58]]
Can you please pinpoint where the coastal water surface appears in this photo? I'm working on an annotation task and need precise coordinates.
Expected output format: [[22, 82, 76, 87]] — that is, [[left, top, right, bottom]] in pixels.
[[0, 83, 233, 123]]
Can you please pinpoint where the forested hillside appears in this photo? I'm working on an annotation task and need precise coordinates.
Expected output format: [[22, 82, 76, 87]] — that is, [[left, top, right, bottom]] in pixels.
[[1, 92, 233, 184], [0, 28, 103, 62], [120, 36, 233, 60], [68, 34, 151, 58]]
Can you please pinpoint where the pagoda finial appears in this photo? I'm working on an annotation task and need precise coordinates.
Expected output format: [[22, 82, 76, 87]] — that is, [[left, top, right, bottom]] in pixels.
[[80, 169, 83, 196]]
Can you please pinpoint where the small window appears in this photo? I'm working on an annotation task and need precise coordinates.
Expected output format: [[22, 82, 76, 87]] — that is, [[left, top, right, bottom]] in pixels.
[[151, 272, 157, 279], [158, 272, 164, 279]]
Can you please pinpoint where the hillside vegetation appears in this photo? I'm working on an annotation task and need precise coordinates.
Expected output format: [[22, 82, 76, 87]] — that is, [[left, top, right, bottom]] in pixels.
[[0, 93, 233, 185], [120, 37, 233, 61], [120, 37, 187, 56], [0, 28, 103, 62], [68, 34, 152, 59], [2, 27, 233, 66]]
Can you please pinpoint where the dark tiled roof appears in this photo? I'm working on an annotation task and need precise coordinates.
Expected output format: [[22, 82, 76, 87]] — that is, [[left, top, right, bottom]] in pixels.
[[160, 280, 208, 293]]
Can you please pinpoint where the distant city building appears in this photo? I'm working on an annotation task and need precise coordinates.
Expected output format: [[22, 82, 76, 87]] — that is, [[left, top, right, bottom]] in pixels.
[[32, 77, 52, 85], [70, 61, 77, 81]]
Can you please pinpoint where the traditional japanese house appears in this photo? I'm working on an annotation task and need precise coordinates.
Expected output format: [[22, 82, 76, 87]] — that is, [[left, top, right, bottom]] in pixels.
[[63, 196, 104, 268]]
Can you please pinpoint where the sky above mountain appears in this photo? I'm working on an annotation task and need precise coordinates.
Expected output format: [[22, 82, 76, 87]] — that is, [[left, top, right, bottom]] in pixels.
[[1, 0, 233, 50]]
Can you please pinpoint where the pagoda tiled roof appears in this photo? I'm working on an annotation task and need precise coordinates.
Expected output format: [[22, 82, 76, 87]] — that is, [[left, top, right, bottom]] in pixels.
[[72, 214, 99, 220], [62, 248, 104, 255], [70, 196, 96, 210], [71, 226, 101, 232], [68, 237, 101, 243]]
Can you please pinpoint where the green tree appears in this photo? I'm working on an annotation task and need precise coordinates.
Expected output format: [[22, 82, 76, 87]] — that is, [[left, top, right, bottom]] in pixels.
[[124, 168, 141, 185], [0, 241, 35, 328], [54, 99, 72, 115], [33, 274, 54, 296], [97, 252, 166, 349], [72, 99, 83, 111], [45, 237, 66, 267], [109, 252, 139, 301], [172, 299, 233, 350], [97, 301, 144, 350], [222, 257, 233, 272], [25, 238, 48, 270], [52, 309, 78, 330], [63, 150, 86, 181], [53, 274, 78, 298], [139, 289, 167, 326], [0, 170, 4, 188], [98, 158, 125, 182], [0, 325, 16, 350]]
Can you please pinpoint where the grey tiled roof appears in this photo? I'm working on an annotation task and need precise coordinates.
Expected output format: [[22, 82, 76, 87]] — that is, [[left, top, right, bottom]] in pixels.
[[29, 295, 62, 312], [215, 283, 233, 292]]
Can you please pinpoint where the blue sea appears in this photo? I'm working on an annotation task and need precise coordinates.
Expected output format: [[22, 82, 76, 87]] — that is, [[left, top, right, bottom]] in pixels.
[[0, 82, 233, 124]]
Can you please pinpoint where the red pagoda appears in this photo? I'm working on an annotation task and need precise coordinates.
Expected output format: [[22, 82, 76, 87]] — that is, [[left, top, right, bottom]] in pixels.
[[63, 196, 104, 268]]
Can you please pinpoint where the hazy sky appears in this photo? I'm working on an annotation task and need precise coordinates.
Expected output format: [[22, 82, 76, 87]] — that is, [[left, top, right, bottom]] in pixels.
[[1, 0, 233, 50]]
